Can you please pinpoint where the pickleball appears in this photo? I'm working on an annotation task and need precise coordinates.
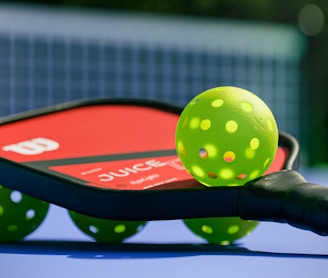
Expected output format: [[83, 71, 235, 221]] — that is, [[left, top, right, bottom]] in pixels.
[[176, 86, 278, 244], [176, 86, 279, 186], [184, 217, 258, 245], [0, 185, 49, 242], [69, 211, 147, 243]]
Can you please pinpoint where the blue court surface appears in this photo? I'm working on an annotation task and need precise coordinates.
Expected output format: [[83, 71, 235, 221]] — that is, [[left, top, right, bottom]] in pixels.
[[0, 169, 327, 278]]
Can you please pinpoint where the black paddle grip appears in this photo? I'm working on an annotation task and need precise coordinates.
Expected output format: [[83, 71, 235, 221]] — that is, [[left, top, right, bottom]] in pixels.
[[239, 170, 328, 235]]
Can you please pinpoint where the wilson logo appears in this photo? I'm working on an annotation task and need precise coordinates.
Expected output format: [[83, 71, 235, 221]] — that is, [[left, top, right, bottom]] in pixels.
[[3, 137, 59, 155]]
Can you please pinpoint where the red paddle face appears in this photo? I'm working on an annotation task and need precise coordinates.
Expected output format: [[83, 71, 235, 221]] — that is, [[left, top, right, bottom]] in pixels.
[[0, 102, 290, 191]]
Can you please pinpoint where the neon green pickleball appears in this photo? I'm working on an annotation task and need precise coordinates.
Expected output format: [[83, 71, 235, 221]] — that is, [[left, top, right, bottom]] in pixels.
[[176, 86, 278, 186], [69, 210, 147, 243], [0, 185, 49, 242], [184, 217, 258, 245]]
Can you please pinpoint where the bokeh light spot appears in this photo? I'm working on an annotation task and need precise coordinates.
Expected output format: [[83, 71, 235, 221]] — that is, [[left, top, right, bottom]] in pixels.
[[298, 4, 325, 36]]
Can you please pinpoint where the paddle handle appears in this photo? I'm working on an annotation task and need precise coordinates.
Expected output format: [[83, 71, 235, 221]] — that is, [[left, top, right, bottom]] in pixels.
[[239, 170, 328, 236]]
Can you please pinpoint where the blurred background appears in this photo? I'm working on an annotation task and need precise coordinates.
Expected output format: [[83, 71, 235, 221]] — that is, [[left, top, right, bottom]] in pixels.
[[0, 0, 327, 167]]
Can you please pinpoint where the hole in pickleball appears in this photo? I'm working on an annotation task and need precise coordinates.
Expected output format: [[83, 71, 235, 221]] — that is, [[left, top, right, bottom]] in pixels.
[[191, 165, 205, 178], [267, 119, 275, 131], [191, 98, 200, 105], [225, 120, 238, 133], [241, 102, 253, 112], [189, 117, 200, 129], [182, 117, 189, 128], [245, 147, 255, 159], [207, 172, 217, 179], [26, 209, 35, 220], [199, 148, 208, 159], [228, 225, 240, 234], [220, 240, 230, 246], [89, 225, 99, 234], [203, 144, 217, 158], [137, 225, 145, 232], [250, 137, 260, 150], [178, 142, 186, 156], [211, 99, 224, 108], [264, 157, 271, 167], [201, 225, 214, 234], [200, 119, 211, 130], [114, 224, 126, 234], [249, 170, 260, 180], [236, 173, 247, 180], [223, 151, 235, 162], [8, 225, 18, 232], [219, 168, 234, 179], [10, 191, 22, 203]]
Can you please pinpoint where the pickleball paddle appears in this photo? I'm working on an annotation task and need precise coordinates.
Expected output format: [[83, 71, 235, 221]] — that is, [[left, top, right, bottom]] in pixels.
[[0, 99, 327, 237]]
